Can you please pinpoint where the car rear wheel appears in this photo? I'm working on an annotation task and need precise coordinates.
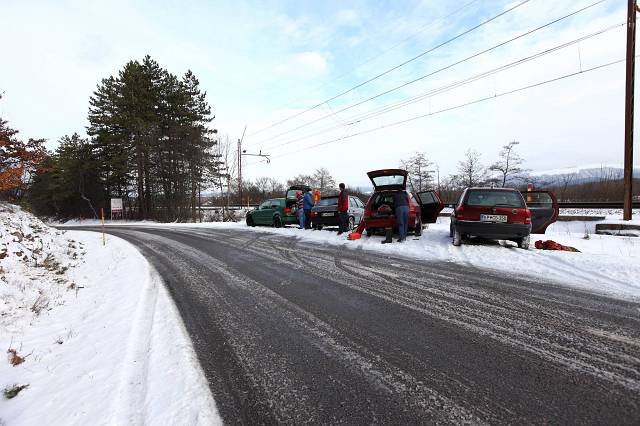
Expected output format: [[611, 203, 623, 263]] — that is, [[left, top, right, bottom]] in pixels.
[[452, 229, 462, 246], [246, 215, 255, 227], [517, 235, 530, 249], [449, 224, 454, 237], [366, 228, 376, 237], [273, 215, 282, 228], [348, 216, 355, 231]]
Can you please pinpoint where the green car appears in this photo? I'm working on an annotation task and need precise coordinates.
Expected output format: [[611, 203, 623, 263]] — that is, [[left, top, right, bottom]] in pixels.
[[246, 198, 298, 228]]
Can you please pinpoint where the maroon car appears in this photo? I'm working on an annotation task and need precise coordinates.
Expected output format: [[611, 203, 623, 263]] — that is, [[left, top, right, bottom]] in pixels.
[[362, 169, 444, 237], [449, 187, 558, 249]]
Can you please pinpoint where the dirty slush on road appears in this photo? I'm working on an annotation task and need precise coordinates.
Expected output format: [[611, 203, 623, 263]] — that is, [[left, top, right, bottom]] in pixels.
[[87, 226, 640, 425]]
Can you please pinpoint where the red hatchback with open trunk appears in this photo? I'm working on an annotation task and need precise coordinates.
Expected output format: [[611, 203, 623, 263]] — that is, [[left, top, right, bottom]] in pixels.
[[362, 169, 444, 237]]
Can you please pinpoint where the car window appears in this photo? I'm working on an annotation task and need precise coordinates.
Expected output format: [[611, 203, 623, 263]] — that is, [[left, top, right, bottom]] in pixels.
[[524, 192, 553, 206], [317, 197, 338, 206], [270, 200, 281, 208], [259, 201, 271, 209], [465, 190, 525, 208], [417, 191, 436, 204], [409, 194, 419, 206], [371, 175, 404, 187]]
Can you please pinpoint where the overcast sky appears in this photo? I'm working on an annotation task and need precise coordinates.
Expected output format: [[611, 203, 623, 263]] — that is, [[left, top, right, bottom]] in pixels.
[[1, 0, 638, 188]]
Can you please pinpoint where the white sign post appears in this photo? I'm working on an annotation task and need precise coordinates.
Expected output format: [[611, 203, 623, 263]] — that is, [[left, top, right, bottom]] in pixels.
[[111, 198, 123, 220]]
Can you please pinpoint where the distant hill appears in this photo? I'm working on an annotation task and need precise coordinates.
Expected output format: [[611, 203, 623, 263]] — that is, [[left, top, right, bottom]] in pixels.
[[531, 166, 640, 185]]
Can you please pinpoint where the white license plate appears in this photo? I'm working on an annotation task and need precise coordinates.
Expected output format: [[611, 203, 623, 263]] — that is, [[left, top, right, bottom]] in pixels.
[[480, 214, 507, 222], [321, 212, 334, 217]]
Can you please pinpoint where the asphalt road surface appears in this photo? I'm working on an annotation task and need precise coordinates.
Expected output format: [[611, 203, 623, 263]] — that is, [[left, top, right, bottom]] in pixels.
[[69, 226, 640, 425]]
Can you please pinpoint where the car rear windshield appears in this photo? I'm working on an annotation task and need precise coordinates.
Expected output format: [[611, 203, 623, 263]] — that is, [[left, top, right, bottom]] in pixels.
[[371, 175, 404, 187], [465, 190, 525, 208], [317, 197, 338, 206]]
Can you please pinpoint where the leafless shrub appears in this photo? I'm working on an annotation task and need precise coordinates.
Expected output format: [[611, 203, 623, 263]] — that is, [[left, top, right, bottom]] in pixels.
[[3, 384, 29, 399], [31, 293, 49, 315], [7, 349, 24, 366]]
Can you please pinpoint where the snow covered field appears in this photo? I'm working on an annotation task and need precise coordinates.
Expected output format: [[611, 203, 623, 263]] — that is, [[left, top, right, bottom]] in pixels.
[[0, 204, 220, 425], [60, 215, 640, 301]]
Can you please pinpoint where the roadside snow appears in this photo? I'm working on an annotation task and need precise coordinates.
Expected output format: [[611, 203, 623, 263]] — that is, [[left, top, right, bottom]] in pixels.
[[58, 215, 640, 300], [0, 204, 220, 425]]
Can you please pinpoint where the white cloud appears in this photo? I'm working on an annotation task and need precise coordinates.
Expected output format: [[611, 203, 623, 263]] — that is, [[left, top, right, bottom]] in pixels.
[[334, 9, 360, 27], [275, 51, 328, 79]]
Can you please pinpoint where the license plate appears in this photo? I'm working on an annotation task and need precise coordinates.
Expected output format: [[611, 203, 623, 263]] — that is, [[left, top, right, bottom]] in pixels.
[[321, 212, 334, 217], [480, 214, 507, 222]]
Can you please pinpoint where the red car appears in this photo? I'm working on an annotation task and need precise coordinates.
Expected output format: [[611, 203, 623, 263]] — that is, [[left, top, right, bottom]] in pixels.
[[362, 169, 444, 236], [450, 187, 558, 249]]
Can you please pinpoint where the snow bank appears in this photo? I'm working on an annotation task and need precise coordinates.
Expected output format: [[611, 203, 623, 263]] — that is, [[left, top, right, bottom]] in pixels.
[[56, 216, 640, 299], [0, 204, 220, 425]]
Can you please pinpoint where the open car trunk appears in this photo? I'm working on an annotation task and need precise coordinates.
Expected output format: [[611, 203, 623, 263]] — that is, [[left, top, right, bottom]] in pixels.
[[370, 192, 398, 217], [367, 169, 408, 191], [521, 190, 559, 234]]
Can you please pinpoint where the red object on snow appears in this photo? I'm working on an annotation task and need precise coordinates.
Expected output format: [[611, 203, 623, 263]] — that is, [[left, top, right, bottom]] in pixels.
[[348, 232, 362, 240], [534, 240, 580, 252]]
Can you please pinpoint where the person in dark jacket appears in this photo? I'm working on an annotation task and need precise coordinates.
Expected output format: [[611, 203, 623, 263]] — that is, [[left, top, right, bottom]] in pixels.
[[303, 188, 314, 229], [393, 190, 410, 242], [296, 191, 304, 229], [337, 183, 349, 235]]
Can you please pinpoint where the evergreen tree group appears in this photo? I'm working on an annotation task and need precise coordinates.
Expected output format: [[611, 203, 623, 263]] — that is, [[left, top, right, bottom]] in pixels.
[[30, 56, 217, 220]]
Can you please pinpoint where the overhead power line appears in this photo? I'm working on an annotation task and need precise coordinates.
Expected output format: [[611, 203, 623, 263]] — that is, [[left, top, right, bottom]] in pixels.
[[259, 23, 622, 153], [254, 0, 612, 149], [250, 0, 481, 128], [244, 57, 626, 167], [247, 0, 533, 139]]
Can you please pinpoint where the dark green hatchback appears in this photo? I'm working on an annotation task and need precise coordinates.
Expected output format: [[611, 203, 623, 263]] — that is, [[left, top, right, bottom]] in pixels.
[[245, 198, 298, 227]]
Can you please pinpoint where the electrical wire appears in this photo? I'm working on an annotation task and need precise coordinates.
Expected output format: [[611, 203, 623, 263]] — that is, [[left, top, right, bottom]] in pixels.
[[247, 0, 533, 139], [253, 0, 612, 149], [257, 23, 622, 153], [243, 57, 626, 167]]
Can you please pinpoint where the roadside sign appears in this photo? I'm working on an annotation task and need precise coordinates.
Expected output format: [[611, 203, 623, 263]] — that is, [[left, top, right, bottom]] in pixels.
[[111, 198, 123, 212]]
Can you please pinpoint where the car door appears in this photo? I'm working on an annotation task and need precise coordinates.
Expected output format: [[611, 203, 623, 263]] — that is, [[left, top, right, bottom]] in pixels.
[[270, 199, 283, 221], [415, 190, 445, 223], [521, 190, 559, 234], [255, 200, 273, 225]]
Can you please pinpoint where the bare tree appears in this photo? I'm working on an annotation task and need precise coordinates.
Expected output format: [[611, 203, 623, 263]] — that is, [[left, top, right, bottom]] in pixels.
[[311, 168, 337, 193], [489, 141, 527, 187], [455, 149, 487, 187], [400, 152, 434, 192], [286, 174, 313, 187]]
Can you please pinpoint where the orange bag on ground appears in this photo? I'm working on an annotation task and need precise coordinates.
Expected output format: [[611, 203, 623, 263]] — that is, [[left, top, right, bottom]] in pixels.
[[534, 240, 580, 252]]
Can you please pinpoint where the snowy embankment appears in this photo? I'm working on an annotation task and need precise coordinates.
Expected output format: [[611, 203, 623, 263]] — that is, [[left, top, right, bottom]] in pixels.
[[60, 215, 640, 300], [0, 204, 220, 425]]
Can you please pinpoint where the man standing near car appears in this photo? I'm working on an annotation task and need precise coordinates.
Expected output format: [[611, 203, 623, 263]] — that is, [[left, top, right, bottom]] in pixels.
[[337, 183, 349, 235], [393, 191, 410, 242], [303, 188, 314, 229]]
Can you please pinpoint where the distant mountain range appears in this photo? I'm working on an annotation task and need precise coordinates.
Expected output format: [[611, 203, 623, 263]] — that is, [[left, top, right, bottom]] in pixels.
[[531, 166, 640, 185]]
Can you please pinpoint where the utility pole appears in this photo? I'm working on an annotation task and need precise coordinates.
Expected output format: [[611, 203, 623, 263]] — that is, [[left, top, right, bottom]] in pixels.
[[624, 0, 638, 220], [237, 138, 242, 205], [236, 125, 270, 207]]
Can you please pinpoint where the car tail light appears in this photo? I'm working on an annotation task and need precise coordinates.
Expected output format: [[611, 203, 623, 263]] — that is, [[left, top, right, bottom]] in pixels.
[[524, 208, 531, 224], [284, 208, 291, 214], [311, 211, 318, 218], [455, 205, 464, 219]]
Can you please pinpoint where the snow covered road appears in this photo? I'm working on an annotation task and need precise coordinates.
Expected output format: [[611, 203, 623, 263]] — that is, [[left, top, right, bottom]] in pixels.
[[70, 226, 640, 425]]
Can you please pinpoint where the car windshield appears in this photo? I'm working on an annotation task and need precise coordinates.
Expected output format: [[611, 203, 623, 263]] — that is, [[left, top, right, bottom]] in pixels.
[[371, 175, 404, 187], [317, 197, 338, 206], [466, 190, 525, 208]]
